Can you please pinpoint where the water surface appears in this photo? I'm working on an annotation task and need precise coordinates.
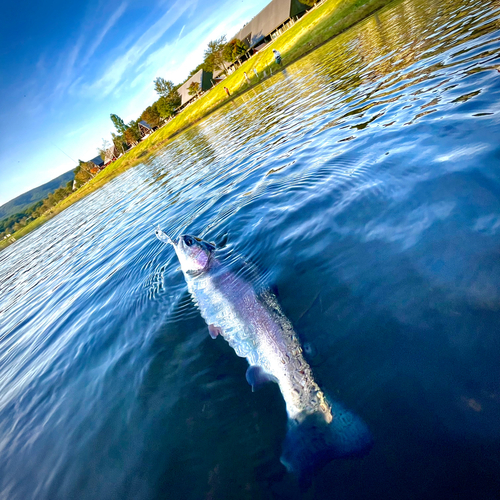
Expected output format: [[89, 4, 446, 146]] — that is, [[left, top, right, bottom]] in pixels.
[[1, 0, 500, 498]]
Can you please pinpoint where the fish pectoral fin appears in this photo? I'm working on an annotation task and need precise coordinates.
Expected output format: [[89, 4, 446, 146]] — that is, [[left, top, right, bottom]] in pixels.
[[245, 365, 277, 392], [208, 324, 222, 339]]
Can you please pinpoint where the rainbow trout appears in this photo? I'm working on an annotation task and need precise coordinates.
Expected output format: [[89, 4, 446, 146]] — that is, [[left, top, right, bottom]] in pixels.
[[155, 229, 372, 477]]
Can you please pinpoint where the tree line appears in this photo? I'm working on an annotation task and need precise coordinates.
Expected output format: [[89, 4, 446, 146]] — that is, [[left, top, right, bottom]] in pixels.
[[104, 36, 247, 151], [107, 78, 182, 152], [0, 158, 104, 239], [0, 181, 74, 239], [185, 35, 247, 80]]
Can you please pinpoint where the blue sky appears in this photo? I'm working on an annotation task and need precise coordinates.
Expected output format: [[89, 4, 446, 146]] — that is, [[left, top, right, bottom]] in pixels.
[[0, 0, 270, 206]]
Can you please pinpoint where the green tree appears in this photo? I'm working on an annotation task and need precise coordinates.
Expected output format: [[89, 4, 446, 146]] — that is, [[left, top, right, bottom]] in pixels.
[[45, 192, 57, 209], [204, 36, 228, 75], [98, 138, 111, 160], [154, 77, 176, 98], [223, 39, 247, 62], [157, 97, 174, 118], [141, 105, 161, 128], [156, 93, 181, 119], [110, 114, 127, 134], [152, 78, 181, 118], [124, 121, 141, 145], [74, 160, 94, 187], [52, 187, 68, 203], [111, 133, 127, 155], [188, 81, 200, 97], [3, 201, 46, 232]]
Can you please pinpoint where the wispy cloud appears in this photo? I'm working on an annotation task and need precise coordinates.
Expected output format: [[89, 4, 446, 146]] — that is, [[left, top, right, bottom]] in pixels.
[[99, 0, 272, 121], [175, 25, 186, 46], [21, 2, 128, 113], [54, 34, 86, 96], [81, 0, 195, 97], [80, 2, 128, 68]]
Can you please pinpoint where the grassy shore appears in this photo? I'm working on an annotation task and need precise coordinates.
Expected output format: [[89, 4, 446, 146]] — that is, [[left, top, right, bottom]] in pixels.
[[0, 0, 393, 252]]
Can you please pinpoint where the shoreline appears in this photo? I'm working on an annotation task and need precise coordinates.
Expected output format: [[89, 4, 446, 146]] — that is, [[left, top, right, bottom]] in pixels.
[[0, 0, 395, 253]]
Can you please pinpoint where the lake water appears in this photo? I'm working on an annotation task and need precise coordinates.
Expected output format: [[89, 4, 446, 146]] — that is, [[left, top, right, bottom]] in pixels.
[[1, 0, 500, 498]]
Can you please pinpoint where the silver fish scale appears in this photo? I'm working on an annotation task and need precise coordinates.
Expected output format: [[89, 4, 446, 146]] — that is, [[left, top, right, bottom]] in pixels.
[[186, 268, 260, 362], [184, 259, 332, 422]]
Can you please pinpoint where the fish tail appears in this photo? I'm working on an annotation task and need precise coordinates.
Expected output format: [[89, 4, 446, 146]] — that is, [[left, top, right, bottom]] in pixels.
[[280, 399, 373, 482]]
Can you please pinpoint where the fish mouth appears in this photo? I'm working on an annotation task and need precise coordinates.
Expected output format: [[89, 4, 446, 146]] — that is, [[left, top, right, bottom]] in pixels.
[[155, 226, 175, 245]]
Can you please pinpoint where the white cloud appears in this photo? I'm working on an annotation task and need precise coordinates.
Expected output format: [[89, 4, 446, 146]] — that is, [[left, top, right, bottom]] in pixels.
[[53, 34, 86, 96], [80, 2, 128, 68], [175, 25, 186, 46], [81, 0, 196, 97], [138, 0, 269, 85]]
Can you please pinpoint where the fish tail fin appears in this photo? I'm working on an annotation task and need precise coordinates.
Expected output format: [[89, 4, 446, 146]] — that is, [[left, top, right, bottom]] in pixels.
[[280, 399, 373, 482]]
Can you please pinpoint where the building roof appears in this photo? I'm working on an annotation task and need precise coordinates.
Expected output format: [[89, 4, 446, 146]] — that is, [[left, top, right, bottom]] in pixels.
[[177, 69, 213, 106], [233, 0, 308, 48], [213, 68, 225, 79], [138, 120, 152, 130], [90, 155, 104, 166]]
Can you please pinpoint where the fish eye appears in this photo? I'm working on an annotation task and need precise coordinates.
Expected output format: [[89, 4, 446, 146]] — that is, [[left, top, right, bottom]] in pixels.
[[184, 236, 194, 246]]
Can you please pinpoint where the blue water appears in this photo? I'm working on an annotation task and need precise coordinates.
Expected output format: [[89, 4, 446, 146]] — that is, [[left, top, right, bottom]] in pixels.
[[1, 0, 500, 498]]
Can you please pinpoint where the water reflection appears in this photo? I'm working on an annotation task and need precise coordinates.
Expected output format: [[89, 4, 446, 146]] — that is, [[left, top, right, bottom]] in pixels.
[[0, 0, 499, 497]]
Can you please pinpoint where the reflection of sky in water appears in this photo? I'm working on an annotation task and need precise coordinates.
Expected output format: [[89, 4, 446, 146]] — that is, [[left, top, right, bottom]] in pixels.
[[364, 201, 456, 249], [0, 0, 500, 497]]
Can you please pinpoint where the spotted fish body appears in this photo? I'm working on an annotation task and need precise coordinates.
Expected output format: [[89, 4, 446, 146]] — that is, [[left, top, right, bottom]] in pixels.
[[187, 258, 331, 422], [156, 230, 373, 477]]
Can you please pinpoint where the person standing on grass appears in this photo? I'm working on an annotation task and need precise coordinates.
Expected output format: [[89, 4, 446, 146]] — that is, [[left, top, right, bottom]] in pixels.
[[272, 49, 282, 65], [224, 86, 231, 96], [244, 71, 251, 84]]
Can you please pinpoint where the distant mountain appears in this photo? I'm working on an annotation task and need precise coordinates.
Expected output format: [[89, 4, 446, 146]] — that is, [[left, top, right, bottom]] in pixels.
[[0, 169, 75, 220]]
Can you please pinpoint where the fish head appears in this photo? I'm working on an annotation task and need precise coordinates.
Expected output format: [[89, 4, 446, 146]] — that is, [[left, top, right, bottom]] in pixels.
[[176, 234, 216, 274], [156, 228, 215, 274]]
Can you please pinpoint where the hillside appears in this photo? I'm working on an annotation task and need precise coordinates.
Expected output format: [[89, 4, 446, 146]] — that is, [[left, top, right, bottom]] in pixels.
[[0, 169, 75, 219]]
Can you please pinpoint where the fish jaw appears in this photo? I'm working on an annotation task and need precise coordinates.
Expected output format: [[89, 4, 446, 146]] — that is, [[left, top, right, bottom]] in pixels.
[[155, 229, 216, 275]]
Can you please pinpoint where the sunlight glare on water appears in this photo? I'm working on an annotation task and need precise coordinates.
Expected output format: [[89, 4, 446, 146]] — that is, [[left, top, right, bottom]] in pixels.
[[1, 0, 500, 498]]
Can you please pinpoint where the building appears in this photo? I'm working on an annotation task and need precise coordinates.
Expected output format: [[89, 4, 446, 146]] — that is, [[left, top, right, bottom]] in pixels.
[[89, 155, 104, 169], [104, 145, 120, 165], [177, 69, 213, 106], [233, 0, 309, 50], [138, 120, 153, 138], [212, 68, 227, 82]]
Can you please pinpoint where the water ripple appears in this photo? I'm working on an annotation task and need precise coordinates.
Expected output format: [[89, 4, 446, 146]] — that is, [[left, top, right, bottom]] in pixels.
[[0, 0, 500, 498]]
